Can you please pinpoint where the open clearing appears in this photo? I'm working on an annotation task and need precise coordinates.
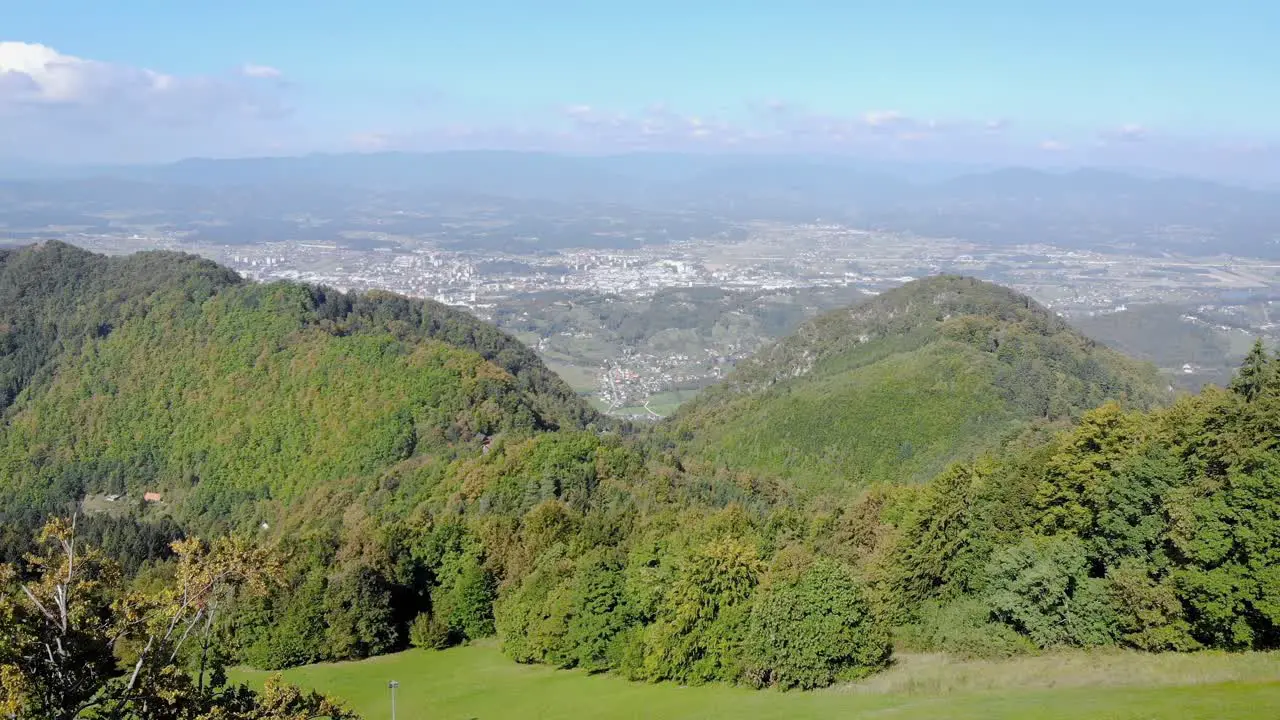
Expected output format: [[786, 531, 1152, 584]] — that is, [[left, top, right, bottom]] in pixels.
[[231, 641, 1280, 719]]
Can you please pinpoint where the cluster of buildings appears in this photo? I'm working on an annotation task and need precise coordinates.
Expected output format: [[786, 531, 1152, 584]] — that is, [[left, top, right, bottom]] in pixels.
[[39, 219, 1280, 416]]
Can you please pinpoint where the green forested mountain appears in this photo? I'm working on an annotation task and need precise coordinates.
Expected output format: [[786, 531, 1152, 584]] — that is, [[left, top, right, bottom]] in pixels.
[[668, 275, 1168, 494], [2, 248, 1278, 720], [0, 241, 595, 558], [881, 347, 1280, 655]]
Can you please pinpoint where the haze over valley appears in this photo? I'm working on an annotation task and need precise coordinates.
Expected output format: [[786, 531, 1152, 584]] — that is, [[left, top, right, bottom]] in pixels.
[[3, 4, 1280, 719], [5, 153, 1276, 413]]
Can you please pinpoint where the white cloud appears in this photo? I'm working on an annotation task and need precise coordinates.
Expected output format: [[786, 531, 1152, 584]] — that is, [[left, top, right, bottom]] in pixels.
[[862, 110, 905, 128], [1101, 123, 1148, 143], [0, 41, 175, 105], [0, 41, 290, 161], [1040, 139, 1069, 151], [240, 63, 283, 79], [0, 41, 284, 116]]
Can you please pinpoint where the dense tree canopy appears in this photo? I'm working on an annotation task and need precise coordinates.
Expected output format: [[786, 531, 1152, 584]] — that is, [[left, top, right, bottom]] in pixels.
[[668, 276, 1168, 494], [0, 241, 597, 561], [0, 519, 358, 720], [2, 244, 1277, 698]]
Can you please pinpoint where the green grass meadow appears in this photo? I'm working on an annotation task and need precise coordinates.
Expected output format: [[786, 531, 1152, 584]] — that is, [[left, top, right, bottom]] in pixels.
[[231, 641, 1280, 720]]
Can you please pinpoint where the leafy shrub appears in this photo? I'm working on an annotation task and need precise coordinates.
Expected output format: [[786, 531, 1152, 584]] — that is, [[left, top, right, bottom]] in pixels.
[[897, 598, 1035, 659], [742, 556, 891, 689], [636, 536, 762, 684], [984, 536, 1117, 648], [563, 552, 631, 671], [495, 551, 574, 664], [432, 555, 496, 643], [606, 625, 648, 680], [323, 564, 402, 659], [1106, 560, 1198, 651], [409, 613, 454, 650]]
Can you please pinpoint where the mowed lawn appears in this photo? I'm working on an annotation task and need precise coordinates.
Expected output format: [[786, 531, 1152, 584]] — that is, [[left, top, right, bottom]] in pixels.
[[230, 641, 1280, 720]]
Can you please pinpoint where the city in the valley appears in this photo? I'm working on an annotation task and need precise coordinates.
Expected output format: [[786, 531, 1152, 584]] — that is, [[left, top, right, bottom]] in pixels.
[[31, 217, 1278, 416]]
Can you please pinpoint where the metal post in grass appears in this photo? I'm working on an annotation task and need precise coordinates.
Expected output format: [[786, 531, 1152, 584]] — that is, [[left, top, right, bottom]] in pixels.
[[388, 680, 399, 720]]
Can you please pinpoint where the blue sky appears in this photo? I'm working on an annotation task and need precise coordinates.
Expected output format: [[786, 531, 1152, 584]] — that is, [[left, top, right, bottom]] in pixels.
[[1, 0, 1277, 180]]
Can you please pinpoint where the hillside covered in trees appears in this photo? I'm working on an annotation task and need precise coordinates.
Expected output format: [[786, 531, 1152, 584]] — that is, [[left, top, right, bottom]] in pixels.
[[2, 246, 1278, 720], [0, 241, 595, 558], [668, 276, 1169, 494]]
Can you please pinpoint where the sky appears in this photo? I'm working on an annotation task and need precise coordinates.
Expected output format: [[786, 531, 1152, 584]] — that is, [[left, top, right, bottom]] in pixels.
[[1, 0, 1277, 182]]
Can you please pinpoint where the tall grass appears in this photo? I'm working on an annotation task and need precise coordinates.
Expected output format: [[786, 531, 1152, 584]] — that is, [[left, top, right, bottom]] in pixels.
[[847, 649, 1280, 696]]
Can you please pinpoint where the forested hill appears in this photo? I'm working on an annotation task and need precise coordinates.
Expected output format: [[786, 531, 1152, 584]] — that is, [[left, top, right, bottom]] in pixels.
[[0, 240, 242, 412], [0, 242, 596, 555], [3, 245, 1279, 709], [668, 275, 1168, 494]]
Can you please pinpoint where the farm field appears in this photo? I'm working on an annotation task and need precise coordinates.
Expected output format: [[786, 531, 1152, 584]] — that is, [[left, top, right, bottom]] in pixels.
[[231, 641, 1280, 720]]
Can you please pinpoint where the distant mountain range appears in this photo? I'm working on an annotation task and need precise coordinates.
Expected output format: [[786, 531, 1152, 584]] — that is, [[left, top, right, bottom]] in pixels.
[[2, 151, 1279, 256]]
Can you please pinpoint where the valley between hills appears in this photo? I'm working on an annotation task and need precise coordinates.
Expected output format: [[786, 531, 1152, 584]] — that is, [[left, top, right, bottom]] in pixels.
[[2, 242, 1278, 719]]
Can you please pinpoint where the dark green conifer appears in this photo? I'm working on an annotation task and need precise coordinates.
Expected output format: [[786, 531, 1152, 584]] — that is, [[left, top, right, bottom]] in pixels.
[[1230, 338, 1273, 402]]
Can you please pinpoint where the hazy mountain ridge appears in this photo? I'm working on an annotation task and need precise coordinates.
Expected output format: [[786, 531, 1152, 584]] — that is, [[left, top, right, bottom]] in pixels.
[[3, 152, 1278, 255], [1074, 303, 1257, 389]]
